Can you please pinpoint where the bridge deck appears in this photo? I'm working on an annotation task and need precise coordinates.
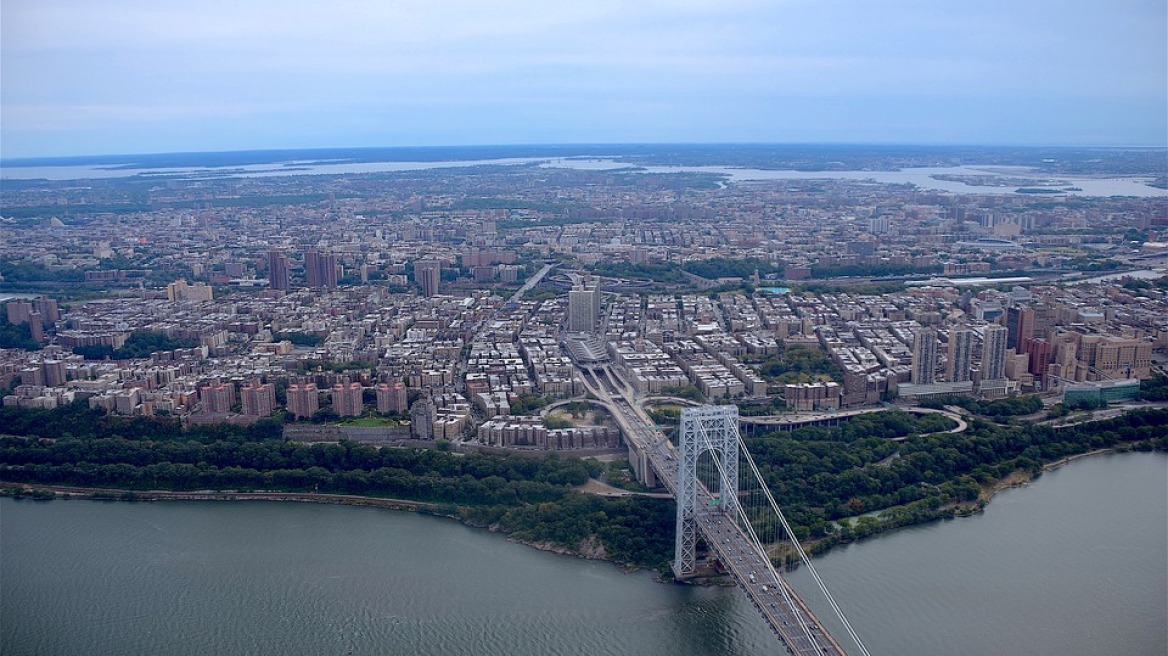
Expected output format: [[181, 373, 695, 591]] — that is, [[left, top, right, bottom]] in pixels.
[[582, 368, 847, 656], [698, 510, 845, 655]]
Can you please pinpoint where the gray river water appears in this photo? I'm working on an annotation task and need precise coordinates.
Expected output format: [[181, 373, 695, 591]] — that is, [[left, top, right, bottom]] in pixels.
[[2, 451, 1165, 655]]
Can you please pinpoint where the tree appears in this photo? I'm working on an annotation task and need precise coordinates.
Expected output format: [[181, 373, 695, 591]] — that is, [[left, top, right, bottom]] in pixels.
[[0, 315, 42, 350], [543, 414, 573, 429], [272, 332, 325, 347], [73, 331, 198, 360], [509, 393, 552, 415], [658, 385, 703, 402], [1138, 374, 1168, 402], [310, 407, 339, 423]]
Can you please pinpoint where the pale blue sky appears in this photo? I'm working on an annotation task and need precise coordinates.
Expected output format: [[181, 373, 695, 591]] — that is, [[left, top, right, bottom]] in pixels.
[[2, 0, 1165, 157]]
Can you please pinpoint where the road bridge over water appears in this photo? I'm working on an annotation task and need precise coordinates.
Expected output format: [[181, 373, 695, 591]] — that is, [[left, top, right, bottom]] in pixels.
[[578, 366, 864, 656]]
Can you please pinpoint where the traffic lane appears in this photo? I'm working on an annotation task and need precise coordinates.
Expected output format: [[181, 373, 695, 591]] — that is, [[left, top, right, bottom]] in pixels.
[[605, 398, 838, 653], [696, 517, 838, 655]]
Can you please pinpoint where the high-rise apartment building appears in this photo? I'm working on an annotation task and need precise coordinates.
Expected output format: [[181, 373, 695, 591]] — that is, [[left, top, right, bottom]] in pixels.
[[911, 328, 938, 385], [241, 381, 277, 417], [305, 250, 338, 288], [1027, 338, 1053, 386], [946, 328, 973, 383], [376, 381, 409, 414], [982, 324, 1008, 381], [9, 297, 61, 327], [414, 259, 441, 297], [332, 382, 364, 417], [1006, 306, 1035, 353], [267, 250, 290, 291], [287, 382, 320, 419], [410, 396, 436, 439], [42, 360, 67, 387], [199, 380, 236, 414], [6, 301, 32, 325], [568, 276, 601, 333], [27, 314, 45, 342]]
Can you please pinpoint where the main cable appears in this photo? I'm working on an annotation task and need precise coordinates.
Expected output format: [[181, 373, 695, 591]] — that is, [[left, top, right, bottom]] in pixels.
[[737, 434, 871, 656]]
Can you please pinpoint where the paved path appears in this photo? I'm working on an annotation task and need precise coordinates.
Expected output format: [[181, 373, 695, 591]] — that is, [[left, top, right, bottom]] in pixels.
[[577, 478, 673, 499]]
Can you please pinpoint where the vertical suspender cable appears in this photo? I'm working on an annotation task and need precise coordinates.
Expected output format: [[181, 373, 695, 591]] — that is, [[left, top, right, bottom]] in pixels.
[[738, 436, 871, 656], [695, 422, 827, 656]]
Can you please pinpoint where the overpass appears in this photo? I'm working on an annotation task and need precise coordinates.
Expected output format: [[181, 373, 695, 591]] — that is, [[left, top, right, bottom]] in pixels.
[[738, 405, 967, 436]]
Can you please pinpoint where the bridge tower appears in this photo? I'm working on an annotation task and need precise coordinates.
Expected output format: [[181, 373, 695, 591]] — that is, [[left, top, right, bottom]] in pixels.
[[673, 405, 740, 579]]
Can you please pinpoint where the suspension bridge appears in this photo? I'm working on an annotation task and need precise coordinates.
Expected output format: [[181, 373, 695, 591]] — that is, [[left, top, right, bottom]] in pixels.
[[579, 366, 869, 656]]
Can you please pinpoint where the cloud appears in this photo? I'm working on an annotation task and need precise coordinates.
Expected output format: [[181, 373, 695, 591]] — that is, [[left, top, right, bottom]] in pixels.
[[3, 103, 287, 131], [2, 0, 1164, 155]]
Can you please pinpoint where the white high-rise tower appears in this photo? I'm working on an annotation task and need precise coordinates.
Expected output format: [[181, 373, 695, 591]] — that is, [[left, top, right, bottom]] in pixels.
[[568, 275, 600, 333]]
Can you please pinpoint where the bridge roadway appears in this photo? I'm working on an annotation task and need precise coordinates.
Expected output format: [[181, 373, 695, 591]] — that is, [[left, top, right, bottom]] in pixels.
[[580, 367, 848, 656]]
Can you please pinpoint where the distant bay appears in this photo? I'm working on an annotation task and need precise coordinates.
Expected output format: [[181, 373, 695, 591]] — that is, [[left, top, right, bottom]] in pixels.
[[2, 147, 1164, 197]]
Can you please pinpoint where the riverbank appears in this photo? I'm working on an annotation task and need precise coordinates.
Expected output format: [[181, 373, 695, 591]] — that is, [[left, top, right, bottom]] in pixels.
[[796, 442, 1159, 560], [0, 442, 1155, 576], [0, 482, 645, 571], [975, 447, 1118, 505], [1042, 448, 1115, 472], [0, 483, 457, 515]]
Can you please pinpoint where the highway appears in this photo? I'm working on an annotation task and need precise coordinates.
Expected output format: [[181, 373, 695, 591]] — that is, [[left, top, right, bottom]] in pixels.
[[698, 510, 847, 655], [738, 404, 967, 435], [579, 365, 848, 656], [508, 262, 556, 304]]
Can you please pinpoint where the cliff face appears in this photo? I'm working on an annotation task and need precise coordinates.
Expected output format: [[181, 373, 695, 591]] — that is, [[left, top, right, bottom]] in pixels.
[[576, 534, 608, 560], [510, 533, 610, 563]]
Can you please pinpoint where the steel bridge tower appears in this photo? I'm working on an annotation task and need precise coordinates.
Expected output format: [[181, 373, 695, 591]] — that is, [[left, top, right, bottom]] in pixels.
[[673, 405, 740, 579]]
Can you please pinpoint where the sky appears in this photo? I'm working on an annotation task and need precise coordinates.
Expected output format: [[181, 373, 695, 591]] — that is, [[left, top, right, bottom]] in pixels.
[[2, 0, 1166, 158]]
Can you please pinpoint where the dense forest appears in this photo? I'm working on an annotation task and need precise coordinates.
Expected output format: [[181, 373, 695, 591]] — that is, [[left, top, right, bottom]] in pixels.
[[587, 261, 688, 284], [588, 257, 784, 285], [1, 401, 1165, 570], [271, 331, 326, 347], [1137, 373, 1168, 401], [808, 262, 942, 279], [0, 259, 87, 284], [747, 408, 1167, 550]]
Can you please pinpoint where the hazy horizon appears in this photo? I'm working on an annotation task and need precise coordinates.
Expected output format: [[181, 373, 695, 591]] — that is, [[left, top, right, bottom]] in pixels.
[[3, 1, 1166, 158], [5, 141, 1168, 166]]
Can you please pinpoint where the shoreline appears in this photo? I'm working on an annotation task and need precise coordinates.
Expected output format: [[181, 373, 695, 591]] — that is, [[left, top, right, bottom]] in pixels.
[[795, 446, 1137, 558], [0, 446, 1139, 576], [1041, 448, 1115, 472], [0, 482, 649, 571], [975, 448, 1118, 506]]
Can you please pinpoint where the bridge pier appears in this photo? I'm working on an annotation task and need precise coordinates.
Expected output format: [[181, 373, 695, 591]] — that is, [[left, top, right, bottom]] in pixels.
[[627, 440, 658, 488], [673, 405, 740, 580]]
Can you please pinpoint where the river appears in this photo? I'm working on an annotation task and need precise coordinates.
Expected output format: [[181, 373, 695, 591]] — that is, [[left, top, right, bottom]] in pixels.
[[2, 451, 1164, 655]]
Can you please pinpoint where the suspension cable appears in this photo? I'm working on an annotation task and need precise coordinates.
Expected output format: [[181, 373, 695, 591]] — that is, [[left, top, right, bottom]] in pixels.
[[693, 421, 826, 655], [737, 434, 872, 656]]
